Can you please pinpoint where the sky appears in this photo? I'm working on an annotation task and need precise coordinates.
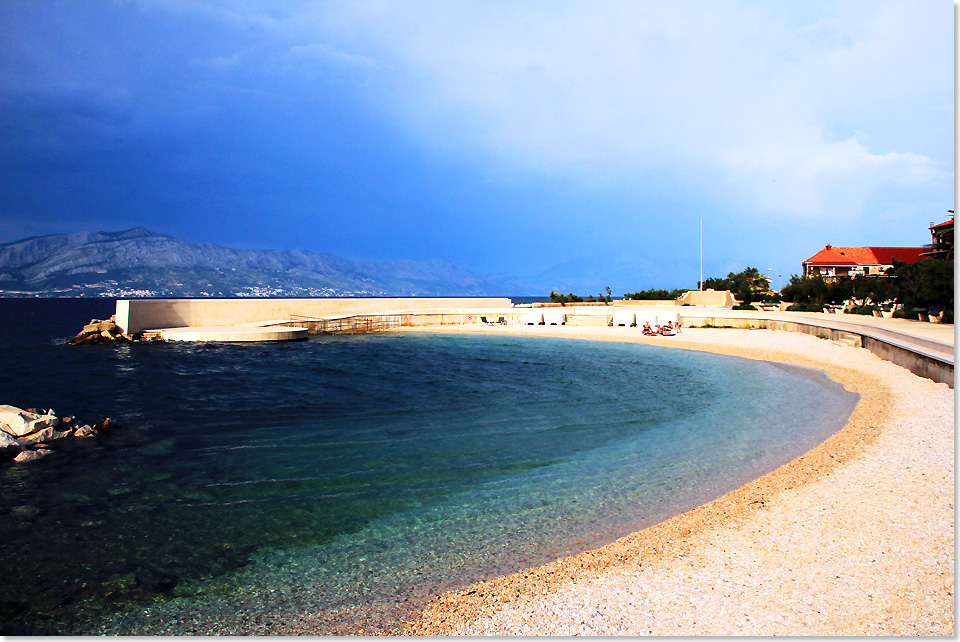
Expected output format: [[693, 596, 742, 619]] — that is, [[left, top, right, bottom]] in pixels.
[[0, 0, 953, 293]]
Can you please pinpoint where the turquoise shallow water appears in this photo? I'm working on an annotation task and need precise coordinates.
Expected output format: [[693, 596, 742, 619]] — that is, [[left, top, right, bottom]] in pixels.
[[0, 300, 858, 634]]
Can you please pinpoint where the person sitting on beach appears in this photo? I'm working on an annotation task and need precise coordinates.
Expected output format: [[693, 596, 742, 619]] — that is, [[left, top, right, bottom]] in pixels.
[[642, 321, 655, 336]]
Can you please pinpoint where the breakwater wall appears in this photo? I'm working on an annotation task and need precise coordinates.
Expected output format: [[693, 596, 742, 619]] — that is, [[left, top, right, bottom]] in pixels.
[[115, 298, 514, 335]]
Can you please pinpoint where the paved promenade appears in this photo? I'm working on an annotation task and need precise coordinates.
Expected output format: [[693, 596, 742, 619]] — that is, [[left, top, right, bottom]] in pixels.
[[676, 308, 954, 362]]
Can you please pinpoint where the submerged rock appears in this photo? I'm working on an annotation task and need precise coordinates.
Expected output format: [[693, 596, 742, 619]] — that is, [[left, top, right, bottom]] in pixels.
[[13, 449, 51, 463]]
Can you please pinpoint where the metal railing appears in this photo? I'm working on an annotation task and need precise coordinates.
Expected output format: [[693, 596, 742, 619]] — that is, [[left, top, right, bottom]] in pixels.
[[288, 314, 401, 335]]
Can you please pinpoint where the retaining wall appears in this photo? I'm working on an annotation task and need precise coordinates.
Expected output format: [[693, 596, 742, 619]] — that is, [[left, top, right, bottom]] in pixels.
[[681, 315, 954, 388]]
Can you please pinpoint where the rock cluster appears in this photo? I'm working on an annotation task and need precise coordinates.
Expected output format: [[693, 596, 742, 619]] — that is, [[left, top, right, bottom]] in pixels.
[[69, 315, 133, 345], [0, 405, 113, 463]]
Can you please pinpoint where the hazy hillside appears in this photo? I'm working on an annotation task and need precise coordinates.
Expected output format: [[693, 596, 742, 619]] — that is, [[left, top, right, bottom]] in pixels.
[[0, 228, 529, 298]]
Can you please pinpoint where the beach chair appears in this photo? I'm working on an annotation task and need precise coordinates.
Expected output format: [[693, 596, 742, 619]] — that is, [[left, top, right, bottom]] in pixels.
[[497, 316, 507, 324], [612, 310, 636, 327], [542, 310, 566, 325], [523, 311, 544, 325], [480, 316, 495, 325]]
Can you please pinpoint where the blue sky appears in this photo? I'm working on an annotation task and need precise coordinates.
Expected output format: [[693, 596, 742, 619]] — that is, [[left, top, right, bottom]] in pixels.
[[0, 1, 953, 293]]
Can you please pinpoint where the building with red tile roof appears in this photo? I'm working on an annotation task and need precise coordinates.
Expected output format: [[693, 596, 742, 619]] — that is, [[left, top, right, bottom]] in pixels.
[[923, 216, 954, 260], [803, 245, 926, 280]]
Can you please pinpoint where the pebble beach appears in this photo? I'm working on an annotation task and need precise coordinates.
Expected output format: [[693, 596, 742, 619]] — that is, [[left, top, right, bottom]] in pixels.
[[398, 325, 954, 636]]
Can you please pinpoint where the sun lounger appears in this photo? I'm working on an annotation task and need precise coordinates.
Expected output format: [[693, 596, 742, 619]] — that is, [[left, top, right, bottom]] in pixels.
[[542, 310, 566, 325], [612, 310, 636, 327], [523, 311, 544, 325], [497, 316, 507, 324]]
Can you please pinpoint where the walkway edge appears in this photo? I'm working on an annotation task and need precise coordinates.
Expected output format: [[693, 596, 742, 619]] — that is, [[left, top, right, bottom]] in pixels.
[[679, 314, 954, 388]]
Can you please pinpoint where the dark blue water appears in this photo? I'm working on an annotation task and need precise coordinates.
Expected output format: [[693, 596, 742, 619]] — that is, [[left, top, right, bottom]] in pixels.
[[0, 299, 858, 634]]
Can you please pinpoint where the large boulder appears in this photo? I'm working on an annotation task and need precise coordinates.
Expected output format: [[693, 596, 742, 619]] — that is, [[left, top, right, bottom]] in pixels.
[[70, 316, 131, 345], [19, 426, 72, 447], [0, 405, 59, 438]]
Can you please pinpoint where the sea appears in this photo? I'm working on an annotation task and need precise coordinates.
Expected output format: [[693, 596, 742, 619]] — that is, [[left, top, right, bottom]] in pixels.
[[0, 298, 859, 634]]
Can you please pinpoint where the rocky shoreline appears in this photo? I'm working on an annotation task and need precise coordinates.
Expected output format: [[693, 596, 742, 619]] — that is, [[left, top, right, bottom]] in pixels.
[[0, 405, 113, 463]]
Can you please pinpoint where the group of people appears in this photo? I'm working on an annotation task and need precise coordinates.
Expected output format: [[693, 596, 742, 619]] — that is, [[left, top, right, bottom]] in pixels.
[[641, 320, 679, 336]]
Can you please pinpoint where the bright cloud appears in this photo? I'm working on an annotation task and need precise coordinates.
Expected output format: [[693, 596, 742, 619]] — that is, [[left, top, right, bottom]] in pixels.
[[300, 0, 952, 219], [135, 0, 952, 221]]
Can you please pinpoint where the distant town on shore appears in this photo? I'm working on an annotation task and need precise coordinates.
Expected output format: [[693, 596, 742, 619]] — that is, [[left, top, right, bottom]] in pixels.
[[0, 214, 953, 324]]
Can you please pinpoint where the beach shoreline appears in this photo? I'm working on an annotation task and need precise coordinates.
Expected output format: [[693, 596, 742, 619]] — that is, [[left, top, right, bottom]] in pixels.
[[393, 324, 954, 636]]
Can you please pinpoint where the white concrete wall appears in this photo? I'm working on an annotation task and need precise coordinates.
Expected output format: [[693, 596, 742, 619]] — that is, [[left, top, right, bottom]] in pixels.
[[676, 290, 737, 307], [115, 297, 514, 334]]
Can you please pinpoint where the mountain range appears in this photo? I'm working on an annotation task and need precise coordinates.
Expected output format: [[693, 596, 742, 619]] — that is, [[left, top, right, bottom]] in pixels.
[[0, 227, 701, 298], [0, 228, 531, 298]]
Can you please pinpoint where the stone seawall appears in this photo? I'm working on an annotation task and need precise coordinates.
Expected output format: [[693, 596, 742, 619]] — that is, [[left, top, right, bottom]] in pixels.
[[115, 298, 515, 335]]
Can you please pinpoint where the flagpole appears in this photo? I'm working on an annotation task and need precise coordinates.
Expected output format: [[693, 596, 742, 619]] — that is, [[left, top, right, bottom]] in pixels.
[[699, 214, 703, 291]]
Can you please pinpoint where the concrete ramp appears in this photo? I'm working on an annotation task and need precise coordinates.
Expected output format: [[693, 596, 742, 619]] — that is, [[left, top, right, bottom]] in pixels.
[[159, 325, 308, 342]]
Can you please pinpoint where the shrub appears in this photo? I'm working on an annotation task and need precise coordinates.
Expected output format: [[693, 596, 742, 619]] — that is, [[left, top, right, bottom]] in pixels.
[[845, 305, 875, 316], [624, 287, 690, 300], [892, 309, 919, 320], [549, 291, 583, 306], [786, 303, 824, 312], [732, 303, 757, 310], [942, 312, 954, 325]]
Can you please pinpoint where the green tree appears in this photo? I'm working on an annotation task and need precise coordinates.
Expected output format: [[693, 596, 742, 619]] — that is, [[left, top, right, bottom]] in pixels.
[[781, 275, 829, 306], [699, 267, 771, 304], [826, 277, 854, 305], [889, 258, 954, 310], [851, 275, 897, 306], [549, 291, 583, 306], [624, 288, 690, 300]]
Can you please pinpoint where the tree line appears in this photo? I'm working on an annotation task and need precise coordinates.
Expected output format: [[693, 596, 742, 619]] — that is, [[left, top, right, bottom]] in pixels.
[[547, 257, 953, 320], [779, 259, 953, 317]]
